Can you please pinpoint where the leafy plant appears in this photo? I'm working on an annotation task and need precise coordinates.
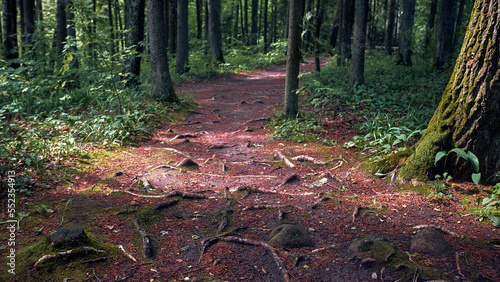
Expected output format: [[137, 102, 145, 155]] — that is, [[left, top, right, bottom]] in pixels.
[[475, 183, 500, 227], [428, 172, 453, 200], [434, 148, 481, 184]]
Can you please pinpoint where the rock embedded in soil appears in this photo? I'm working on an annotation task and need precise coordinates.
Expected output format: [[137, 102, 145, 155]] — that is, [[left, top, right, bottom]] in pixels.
[[410, 228, 452, 256], [177, 158, 200, 169], [268, 224, 314, 248], [48, 226, 90, 249]]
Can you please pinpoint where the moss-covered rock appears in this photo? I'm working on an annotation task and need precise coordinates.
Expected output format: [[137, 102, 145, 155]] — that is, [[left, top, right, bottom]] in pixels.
[[268, 224, 314, 248]]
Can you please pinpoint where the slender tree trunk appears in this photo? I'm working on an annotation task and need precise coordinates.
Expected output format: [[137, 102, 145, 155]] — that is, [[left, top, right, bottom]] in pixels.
[[3, 0, 19, 66], [56, 0, 67, 58], [284, 0, 289, 39], [66, 0, 79, 87], [108, 0, 116, 55], [397, 0, 415, 66], [272, 0, 277, 43], [208, 0, 224, 63], [433, 0, 457, 69], [148, 0, 178, 102], [240, 0, 245, 38], [36, 0, 42, 22], [329, 0, 341, 50], [168, 0, 177, 54], [350, 0, 368, 85], [384, 0, 396, 54], [423, 0, 437, 47], [250, 0, 258, 45], [115, 0, 124, 50], [263, 0, 268, 52], [401, 0, 500, 184], [19, 0, 25, 46], [234, 0, 240, 39], [205, 0, 209, 53], [176, 0, 189, 74], [284, 0, 304, 119], [196, 0, 203, 39], [123, 0, 145, 88], [453, 0, 466, 48], [314, 2, 324, 72], [337, 0, 354, 65], [244, 0, 249, 41]]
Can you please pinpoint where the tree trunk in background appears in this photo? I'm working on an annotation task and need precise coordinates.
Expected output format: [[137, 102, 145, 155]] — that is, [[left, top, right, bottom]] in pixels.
[[234, 0, 240, 39], [176, 0, 188, 74], [384, 0, 395, 54], [196, 0, 203, 39], [314, 1, 324, 72], [263, 0, 268, 52], [453, 0, 466, 48], [168, 0, 177, 54], [400, 0, 500, 184], [23, 0, 35, 46], [19, 0, 25, 46], [114, 0, 124, 49], [272, 0, 277, 43], [36, 0, 42, 22], [367, 0, 377, 48], [123, 0, 145, 88], [423, 0, 437, 47], [433, 0, 457, 69], [107, 0, 116, 55], [205, 0, 209, 53], [329, 0, 341, 50], [397, 0, 415, 66], [350, 0, 368, 85], [56, 0, 67, 58], [208, 0, 224, 63], [244, 0, 249, 41], [337, 0, 354, 65], [3, 0, 19, 65], [250, 0, 258, 45], [148, 0, 178, 102], [66, 0, 79, 87], [284, 0, 304, 119]]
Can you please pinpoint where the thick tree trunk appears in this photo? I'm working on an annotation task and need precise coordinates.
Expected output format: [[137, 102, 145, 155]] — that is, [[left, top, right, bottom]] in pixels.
[[23, 0, 35, 46], [397, 0, 415, 66], [123, 0, 145, 88], [176, 0, 189, 74], [284, 0, 304, 119], [208, 0, 224, 63], [349, 0, 368, 86], [433, 0, 457, 69], [168, 0, 177, 54], [400, 0, 500, 184], [423, 0, 437, 47], [148, 0, 178, 102], [3, 0, 19, 65], [250, 0, 258, 45], [56, 0, 67, 58]]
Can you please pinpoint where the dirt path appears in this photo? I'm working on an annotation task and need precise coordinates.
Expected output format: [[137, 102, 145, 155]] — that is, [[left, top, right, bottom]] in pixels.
[[9, 60, 500, 282]]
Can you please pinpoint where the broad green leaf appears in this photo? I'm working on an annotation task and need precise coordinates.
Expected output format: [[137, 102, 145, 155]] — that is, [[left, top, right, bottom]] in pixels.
[[450, 148, 468, 160], [472, 173, 481, 185], [489, 216, 500, 228], [467, 151, 480, 172], [434, 151, 446, 166]]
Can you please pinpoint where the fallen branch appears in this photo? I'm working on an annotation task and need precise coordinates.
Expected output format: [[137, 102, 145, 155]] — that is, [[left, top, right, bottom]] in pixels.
[[170, 134, 197, 141], [242, 118, 268, 125], [35, 246, 105, 267], [243, 204, 302, 211], [276, 151, 295, 168], [413, 224, 462, 238], [310, 197, 329, 209], [220, 236, 290, 282], [198, 228, 246, 262], [163, 147, 191, 158], [230, 185, 277, 194], [118, 245, 137, 262], [456, 251, 466, 279], [352, 206, 360, 223], [311, 244, 336, 253], [134, 200, 178, 258], [291, 155, 327, 165], [112, 189, 207, 199]]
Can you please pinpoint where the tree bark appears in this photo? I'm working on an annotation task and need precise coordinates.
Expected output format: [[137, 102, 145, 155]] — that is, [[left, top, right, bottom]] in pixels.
[[234, 0, 240, 39], [453, 0, 466, 48], [349, 0, 368, 86], [23, 0, 36, 46], [314, 0, 323, 72], [176, 0, 189, 74], [263, 0, 268, 52], [148, 0, 178, 102], [168, 0, 177, 54], [244, 0, 249, 40], [123, 0, 145, 88], [196, 0, 203, 39], [329, 0, 341, 50], [337, 0, 355, 65], [433, 0, 457, 69], [250, 0, 258, 45], [66, 0, 79, 87], [423, 0, 437, 47], [397, 0, 415, 66], [3, 0, 19, 65], [400, 0, 500, 184], [107, 0, 116, 55], [56, 0, 67, 58], [284, 0, 304, 119], [208, 0, 224, 63]]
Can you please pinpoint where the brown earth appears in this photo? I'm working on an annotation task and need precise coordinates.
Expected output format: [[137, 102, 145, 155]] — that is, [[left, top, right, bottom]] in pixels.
[[2, 59, 499, 282]]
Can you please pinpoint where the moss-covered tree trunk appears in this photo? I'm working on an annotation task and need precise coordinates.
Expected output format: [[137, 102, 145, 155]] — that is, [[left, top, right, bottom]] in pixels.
[[400, 0, 500, 184]]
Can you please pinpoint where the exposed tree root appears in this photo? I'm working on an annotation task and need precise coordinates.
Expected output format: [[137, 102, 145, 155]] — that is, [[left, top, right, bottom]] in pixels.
[[163, 148, 191, 158], [198, 227, 246, 263], [352, 206, 360, 223], [230, 185, 277, 194], [280, 174, 300, 186], [242, 118, 268, 125], [311, 244, 336, 253], [133, 200, 178, 258], [34, 246, 105, 267], [310, 196, 329, 209], [276, 150, 295, 168], [112, 189, 208, 199], [413, 224, 462, 238], [170, 134, 198, 141], [243, 204, 303, 211]]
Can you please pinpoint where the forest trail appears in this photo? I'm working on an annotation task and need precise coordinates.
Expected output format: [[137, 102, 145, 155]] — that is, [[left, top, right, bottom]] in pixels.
[[16, 60, 499, 282]]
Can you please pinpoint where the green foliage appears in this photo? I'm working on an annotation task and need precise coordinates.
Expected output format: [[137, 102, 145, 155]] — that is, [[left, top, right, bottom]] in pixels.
[[475, 183, 500, 227], [269, 112, 322, 143], [428, 173, 454, 200], [434, 148, 481, 184]]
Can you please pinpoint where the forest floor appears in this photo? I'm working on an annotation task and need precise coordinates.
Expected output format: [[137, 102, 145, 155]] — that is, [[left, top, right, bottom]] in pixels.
[[2, 59, 499, 282]]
